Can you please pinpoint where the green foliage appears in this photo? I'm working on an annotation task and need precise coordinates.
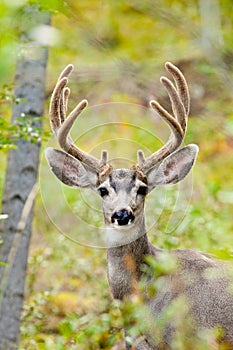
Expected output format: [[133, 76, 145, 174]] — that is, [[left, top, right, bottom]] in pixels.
[[0, 83, 51, 151], [13, 114, 43, 143], [0, 112, 44, 151]]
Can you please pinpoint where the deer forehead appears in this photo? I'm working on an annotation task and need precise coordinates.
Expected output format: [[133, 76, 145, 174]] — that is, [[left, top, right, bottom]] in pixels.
[[100, 169, 146, 192]]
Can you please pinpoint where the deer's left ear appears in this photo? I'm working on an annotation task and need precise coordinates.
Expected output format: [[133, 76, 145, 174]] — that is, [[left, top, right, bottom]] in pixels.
[[147, 144, 199, 192], [45, 147, 98, 189]]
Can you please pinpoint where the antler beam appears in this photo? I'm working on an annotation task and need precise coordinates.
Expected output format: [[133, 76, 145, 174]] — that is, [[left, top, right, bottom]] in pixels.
[[138, 62, 190, 174], [49, 65, 107, 173]]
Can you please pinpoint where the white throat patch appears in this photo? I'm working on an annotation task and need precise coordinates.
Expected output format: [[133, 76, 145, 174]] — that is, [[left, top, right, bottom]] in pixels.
[[105, 217, 146, 248]]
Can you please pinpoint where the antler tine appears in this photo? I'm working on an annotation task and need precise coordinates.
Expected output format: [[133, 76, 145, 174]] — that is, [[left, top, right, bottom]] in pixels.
[[137, 150, 146, 168], [160, 76, 187, 132], [140, 62, 189, 174], [101, 150, 108, 165], [57, 99, 88, 151], [60, 87, 70, 123], [165, 62, 190, 115], [58, 64, 74, 80], [49, 77, 68, 134], [49, 65, 103, 173]]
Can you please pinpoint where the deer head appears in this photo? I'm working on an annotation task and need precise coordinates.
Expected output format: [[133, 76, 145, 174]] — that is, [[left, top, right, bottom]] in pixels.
[[45, 62, 198, 243]]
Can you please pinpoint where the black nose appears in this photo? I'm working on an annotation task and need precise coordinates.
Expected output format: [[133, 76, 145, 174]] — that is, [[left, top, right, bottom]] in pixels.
[[111, 209, 135, 226]]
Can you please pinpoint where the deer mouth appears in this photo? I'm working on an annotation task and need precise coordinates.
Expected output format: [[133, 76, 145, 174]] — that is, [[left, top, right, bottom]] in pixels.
[[111, 210, 135, 226]]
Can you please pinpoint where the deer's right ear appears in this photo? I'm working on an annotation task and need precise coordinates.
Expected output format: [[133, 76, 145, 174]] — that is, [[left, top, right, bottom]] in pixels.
[[147, 144, 199, 192], [45, 148, 97, 189]]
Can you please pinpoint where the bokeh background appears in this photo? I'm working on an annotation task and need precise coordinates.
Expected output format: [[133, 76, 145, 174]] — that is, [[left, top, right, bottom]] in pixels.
[[1, 0, 233, 349]]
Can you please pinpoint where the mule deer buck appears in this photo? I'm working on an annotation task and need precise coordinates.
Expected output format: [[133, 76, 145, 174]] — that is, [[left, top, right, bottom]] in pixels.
[[45, 62, 233, 349]]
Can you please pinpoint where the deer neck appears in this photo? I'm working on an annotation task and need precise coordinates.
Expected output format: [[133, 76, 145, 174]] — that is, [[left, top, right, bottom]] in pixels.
[[106, 216, 153, 299]]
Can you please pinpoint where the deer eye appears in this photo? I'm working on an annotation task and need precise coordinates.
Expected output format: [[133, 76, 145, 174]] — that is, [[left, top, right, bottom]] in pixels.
[[137, 186, 148, 196], [98, 187, 109, 197]]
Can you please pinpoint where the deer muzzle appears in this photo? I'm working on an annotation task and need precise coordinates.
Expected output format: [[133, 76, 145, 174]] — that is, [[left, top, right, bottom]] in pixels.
[[111, 209, 135, 226]]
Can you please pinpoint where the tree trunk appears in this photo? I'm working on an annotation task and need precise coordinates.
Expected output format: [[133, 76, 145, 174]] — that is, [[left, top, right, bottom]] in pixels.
[[0, 5, 50, 349]]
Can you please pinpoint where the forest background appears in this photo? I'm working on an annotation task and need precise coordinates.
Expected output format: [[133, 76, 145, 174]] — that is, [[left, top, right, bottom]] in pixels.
[[1, 0, 233, 349]]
